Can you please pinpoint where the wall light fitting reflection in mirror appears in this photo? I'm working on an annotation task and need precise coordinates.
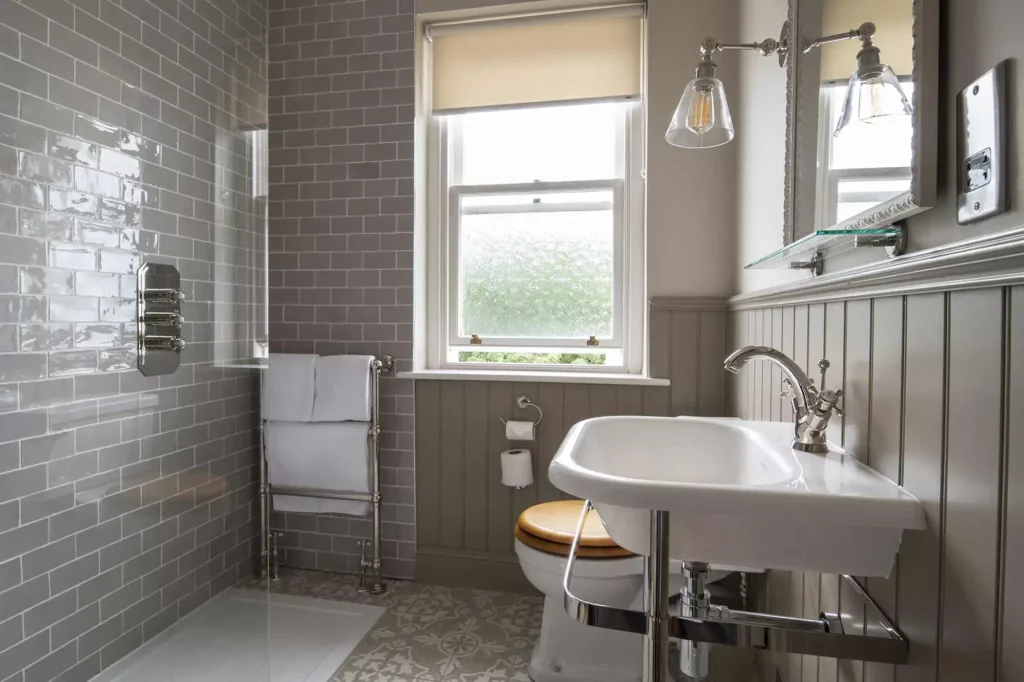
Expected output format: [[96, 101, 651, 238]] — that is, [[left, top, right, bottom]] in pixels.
[[665, 21, 912, 149]]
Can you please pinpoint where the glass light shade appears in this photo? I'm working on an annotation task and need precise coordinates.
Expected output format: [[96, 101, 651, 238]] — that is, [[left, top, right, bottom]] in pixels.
[[665, 76, 735, 148], [834, 63, 913, 137]]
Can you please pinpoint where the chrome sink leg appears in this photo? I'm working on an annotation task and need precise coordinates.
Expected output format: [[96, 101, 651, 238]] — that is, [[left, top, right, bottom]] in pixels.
[[679, 562, 711, 680], [643, 510, 671, 682]]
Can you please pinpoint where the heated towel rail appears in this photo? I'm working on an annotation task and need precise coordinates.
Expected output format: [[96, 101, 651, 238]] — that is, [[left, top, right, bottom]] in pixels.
[[259, 354, 395, 594]]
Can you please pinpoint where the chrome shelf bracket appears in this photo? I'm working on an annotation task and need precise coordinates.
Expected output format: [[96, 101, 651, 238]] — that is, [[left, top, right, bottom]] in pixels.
[[563, 501, 910, 679], [854, 221, 908, 258]]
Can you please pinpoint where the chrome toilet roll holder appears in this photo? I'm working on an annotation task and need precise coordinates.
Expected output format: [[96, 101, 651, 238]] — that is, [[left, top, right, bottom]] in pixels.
[[501, 395, 544, 427]]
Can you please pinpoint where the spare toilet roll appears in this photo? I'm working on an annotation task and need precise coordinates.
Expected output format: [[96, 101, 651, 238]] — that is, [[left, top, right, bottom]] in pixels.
[[500, 449, 534, 488], [505, 420, 535, 441]]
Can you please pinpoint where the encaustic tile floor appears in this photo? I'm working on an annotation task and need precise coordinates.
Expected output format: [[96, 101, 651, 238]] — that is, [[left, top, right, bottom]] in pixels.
[[238, 568, 544, 682]]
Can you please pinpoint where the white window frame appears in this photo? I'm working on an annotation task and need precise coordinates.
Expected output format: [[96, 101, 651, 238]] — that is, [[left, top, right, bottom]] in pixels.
[[424, 102, 646, 375], [814, 83, 913, 229]]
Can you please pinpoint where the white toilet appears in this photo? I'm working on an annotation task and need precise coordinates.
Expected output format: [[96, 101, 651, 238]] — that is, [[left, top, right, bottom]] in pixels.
[[514, 501, 734, 682]]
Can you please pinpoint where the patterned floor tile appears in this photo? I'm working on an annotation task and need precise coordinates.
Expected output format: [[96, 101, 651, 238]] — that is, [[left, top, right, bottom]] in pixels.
[[238, 569, 544, 682]]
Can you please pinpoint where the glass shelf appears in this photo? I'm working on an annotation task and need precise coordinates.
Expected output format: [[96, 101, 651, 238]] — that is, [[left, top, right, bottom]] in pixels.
[[745, 226, 906, 271]]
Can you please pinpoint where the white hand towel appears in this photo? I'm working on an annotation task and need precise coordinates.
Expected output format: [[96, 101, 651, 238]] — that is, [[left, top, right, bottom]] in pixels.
[[265, 421, 371, 516], [311, 355, 374, 422], [262, 354, 316, 422]]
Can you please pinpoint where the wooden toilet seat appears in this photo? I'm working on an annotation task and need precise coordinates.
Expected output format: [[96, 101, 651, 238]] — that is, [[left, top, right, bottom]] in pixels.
[[514, 500, 635, 558]]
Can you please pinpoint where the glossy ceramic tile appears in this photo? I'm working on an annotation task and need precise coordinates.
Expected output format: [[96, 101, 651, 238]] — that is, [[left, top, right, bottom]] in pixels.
[[0, 0, 268, 677]]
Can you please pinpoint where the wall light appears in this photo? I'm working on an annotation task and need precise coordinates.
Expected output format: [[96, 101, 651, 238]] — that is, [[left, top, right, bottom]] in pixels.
[[665, 22, 913, 149]]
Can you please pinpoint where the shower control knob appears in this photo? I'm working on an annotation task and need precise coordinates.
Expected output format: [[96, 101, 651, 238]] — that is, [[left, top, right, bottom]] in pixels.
[[141, 312, 185, 329], [143, 288, 186, 303], [144, 336, 186, 352]]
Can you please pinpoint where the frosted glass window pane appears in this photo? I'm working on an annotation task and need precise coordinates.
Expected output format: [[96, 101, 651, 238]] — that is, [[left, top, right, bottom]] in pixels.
[[828, 83, 914, 170], [457, 102, 622, 185], [458, 196, 614, 339]]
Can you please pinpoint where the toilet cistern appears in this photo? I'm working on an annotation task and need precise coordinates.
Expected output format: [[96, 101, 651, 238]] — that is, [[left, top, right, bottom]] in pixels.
[[723, 346, 844, 454]]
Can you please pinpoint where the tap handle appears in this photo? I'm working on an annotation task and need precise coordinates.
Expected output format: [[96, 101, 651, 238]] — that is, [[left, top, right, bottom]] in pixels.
[[780, 378, 801, 417], [817, 387, 844, 416], [817, 359, 830, 388]]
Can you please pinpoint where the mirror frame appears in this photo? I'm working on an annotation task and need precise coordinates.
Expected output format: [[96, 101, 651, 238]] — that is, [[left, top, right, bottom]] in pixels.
[[782, 0, 939, 245]]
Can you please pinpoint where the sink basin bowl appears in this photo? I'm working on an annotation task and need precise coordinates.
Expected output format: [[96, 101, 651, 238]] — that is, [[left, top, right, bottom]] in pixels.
[[548, 416, 925, 577]]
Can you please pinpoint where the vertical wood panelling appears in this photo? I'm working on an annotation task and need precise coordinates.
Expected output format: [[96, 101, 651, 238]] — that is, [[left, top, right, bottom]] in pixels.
[[649, 309, 673, 416], [671, 311, 701, 415], [591, 384, 618, 418], [844, 299, 874, 462], [790, 303, 810, 682], [782, 306, 797, 423], [840, 299, 873, 682], [820, 302, 847, 682], [753, 308, 764, 420], [737, 287, 1021, 682], [746, 310, 756, 420], [865, 297, 904, 682], [762, 308, 775, 420], [511, 382, 541, 534], [699, 311, 729, 416], [487, 382, 515, 553], [1000, 286, 1023, 682], [440, 382, 466, 548], [795, 305, 810, 373], [415, 381, 442, 547], [804, 303, 826, 682], [939, 289, 1005, 682], [771, 307, 785, 422], [895, 293, 946, 682], [617, 386, 645, 416], [464, 382, 491, 551], [536, 383, 566, 504], [562, 383, 592, 502]]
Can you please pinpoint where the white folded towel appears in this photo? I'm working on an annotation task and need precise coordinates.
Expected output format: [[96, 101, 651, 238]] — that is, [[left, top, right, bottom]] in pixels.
[[262, 354, 316, 422], [265, 421, 371, 516], [311, 355, 374, 422]]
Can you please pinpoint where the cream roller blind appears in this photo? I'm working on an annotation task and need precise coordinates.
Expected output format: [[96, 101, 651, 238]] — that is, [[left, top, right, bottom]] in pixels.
[[428, 8, 644, 114], [820, 0, 913, 82]]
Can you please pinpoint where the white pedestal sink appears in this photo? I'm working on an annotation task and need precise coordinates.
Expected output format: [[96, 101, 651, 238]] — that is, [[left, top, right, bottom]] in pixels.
[[548, 416, 924, 577]]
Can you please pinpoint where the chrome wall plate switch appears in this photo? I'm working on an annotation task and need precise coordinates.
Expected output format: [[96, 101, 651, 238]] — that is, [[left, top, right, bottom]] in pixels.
[[957, 61, 1009, 224], [137, 263, 186, 376]]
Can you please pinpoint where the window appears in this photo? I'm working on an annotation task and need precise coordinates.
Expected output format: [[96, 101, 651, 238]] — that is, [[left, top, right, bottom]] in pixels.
[[421, 7, 646, 374], [815, 82, 914, 227]]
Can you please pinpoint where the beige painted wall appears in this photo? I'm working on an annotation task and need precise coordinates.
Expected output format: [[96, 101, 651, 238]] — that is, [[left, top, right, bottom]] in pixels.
[[646, 0, 741, 297], [908, 0, 1024, 251], [734, 0, 804, 294], [736, 0, 1024, 294]]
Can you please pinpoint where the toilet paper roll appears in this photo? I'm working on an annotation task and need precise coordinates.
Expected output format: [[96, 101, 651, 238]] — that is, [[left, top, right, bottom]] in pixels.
[[504, 420, 535, 441], [500, 449, 534, 488]]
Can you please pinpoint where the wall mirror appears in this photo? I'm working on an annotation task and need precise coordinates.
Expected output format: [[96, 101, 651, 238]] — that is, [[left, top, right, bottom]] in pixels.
[[784, 0, 938, 244]]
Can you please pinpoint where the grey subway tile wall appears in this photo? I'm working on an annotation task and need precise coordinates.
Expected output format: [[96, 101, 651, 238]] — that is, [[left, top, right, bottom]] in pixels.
[[267, 0, 416, 579], [0, 0, 267, 680]]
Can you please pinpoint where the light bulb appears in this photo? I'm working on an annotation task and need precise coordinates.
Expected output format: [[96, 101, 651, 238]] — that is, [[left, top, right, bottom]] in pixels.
[[861, 81, 888, 120], [665, 72, 734, 149], [686, 86, 715, 135]]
